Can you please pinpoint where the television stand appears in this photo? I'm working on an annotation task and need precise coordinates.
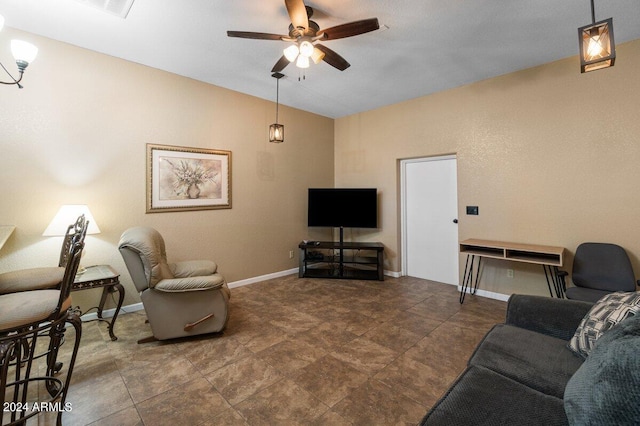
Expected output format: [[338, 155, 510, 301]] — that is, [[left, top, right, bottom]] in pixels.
[[298, 241, 384, 281]]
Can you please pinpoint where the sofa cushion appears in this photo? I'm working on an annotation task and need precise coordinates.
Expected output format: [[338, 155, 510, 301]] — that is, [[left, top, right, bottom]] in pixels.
[[568, 291, 640, 359], [469, 324, 583, 399], [564, 314, 640, 425], [421, 365, 568, 426]]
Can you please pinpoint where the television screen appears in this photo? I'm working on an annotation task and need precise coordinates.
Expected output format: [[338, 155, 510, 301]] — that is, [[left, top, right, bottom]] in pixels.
[[308, 188, 378, 228]]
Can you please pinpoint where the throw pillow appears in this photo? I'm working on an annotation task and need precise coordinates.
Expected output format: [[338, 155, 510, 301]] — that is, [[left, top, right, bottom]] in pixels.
[[568, 291, 640, 359], [564, 314, 640, 425]]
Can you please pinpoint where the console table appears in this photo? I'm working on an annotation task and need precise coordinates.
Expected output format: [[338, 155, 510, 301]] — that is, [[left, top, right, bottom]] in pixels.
[[459, 239, 565, 303], [72, 265, 124, 340], [299, 241, 384, 281]]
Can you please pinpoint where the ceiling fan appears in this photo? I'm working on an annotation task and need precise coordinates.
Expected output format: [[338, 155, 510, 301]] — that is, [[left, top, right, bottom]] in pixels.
[[227, 0, 379, 72]]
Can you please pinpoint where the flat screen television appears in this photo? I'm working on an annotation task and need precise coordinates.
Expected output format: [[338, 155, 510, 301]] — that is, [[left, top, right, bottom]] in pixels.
[[308, 188, 378, 229]]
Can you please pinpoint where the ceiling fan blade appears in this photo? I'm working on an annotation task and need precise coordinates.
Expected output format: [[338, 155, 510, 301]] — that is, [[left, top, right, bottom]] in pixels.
[[227, 31, 286, 41], [271, 55, 291, 73], [321, 18, 380, 40], [315, 44, 350, 71], [285, 0, 308, 32]]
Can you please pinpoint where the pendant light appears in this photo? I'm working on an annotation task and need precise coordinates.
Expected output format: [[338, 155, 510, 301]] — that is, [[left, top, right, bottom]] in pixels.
[[269, 72, 284, 143], [578, 0, 615, 73]]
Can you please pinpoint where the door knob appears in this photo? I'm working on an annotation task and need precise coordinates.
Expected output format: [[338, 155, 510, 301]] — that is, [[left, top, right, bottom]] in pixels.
[[453, 219, 458, 224]]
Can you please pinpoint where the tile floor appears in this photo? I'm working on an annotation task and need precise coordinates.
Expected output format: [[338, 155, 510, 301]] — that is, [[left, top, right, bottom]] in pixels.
[[34, 275, 507, 425]]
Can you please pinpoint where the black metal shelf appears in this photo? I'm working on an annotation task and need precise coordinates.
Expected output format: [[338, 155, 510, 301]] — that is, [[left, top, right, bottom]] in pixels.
[[298, 241, 384, 281]]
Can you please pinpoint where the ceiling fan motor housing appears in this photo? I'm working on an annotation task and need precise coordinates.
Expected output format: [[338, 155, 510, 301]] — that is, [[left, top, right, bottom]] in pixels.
[[289, 20, 320, 38]]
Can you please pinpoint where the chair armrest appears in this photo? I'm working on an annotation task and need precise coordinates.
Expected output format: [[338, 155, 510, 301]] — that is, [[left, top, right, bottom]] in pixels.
[[170, 260, 218, 278], [155, 274, 225, 292], [505, 294, 593, 341]]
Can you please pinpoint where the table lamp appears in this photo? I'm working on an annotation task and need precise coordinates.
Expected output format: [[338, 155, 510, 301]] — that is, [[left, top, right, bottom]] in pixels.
[[43, 205, 100, 273], [43, 205, 101, 236]]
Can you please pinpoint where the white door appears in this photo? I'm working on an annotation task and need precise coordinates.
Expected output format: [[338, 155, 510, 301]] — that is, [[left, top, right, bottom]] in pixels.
[[402, 156, 459, 285]]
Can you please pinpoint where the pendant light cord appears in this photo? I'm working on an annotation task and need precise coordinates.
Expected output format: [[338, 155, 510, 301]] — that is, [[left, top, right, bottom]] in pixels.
[[275, 77, 279, 124], [590, 0, 596, 24]]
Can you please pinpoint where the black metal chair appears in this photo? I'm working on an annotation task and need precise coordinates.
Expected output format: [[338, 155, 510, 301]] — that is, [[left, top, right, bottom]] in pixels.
[[0, 233, 85, 425], [560, 242, 639, 303], [0, 215, 88, 295]]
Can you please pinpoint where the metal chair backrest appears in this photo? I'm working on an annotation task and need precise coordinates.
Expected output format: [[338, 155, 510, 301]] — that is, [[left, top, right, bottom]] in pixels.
[[54, 235, 85, 319], [58, 215, 89, 268]]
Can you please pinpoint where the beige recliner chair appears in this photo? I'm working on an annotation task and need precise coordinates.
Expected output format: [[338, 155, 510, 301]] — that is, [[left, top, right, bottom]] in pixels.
[[118, 226, 230, 342]]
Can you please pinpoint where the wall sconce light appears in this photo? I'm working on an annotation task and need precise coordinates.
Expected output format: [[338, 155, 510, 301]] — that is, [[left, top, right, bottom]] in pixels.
[[578, 0, 615, 73], [0, 14, 38, 88], [269, 72, 285, 143]]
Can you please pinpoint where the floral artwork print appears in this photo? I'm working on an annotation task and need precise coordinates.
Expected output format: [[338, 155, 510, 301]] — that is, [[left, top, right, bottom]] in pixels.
[[159, 157, 221, 200], [146, 144, 231, 213]]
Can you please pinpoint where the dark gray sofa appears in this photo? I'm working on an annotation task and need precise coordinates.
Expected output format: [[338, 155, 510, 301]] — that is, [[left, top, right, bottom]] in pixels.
[[421, 294, 596, 425]]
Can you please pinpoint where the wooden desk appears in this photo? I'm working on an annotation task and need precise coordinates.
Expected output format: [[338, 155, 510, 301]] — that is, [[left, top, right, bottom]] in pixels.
[[459, 239, 565, 303], [72, 265, 124, 340]]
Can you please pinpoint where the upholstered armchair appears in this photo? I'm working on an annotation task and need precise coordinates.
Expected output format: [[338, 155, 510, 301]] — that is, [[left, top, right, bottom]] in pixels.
[[118, 227, 230, 342]]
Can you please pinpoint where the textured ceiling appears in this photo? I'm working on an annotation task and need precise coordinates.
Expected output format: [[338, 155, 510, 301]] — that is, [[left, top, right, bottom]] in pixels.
[[1, 0, 639, 118]]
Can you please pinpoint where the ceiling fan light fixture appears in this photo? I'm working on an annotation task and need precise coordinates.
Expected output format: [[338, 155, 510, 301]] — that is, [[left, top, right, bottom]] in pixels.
[[299, 40, 314, 57], [296, 55, 310, 69], [311, 47, 325, 64], [283, 44, 299, 62]]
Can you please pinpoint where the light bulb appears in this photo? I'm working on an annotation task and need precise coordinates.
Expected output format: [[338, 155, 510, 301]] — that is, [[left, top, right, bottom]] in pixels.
[[586, 36, 604, 59], [283, 44, 299, 62], [299, 40, 314, 57], [296, 55, 310, 69]]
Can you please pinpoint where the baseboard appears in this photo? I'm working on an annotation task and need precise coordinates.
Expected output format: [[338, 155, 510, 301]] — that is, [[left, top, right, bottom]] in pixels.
[[227, 268, 298, 289], [457, 285, 511, 302], [80, 267, 416, 321], [80, 302, 144, 321]]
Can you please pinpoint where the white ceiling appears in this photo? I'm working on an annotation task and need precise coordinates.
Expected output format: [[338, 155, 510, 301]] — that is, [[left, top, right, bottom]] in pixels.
[[1, 0, 639, 118]]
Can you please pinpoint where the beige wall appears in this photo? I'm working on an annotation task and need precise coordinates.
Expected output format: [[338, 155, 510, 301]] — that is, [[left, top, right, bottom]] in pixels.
[[335, 39, 640, 298], [2, 27, 638, 308], [0, 29, 334, 310]]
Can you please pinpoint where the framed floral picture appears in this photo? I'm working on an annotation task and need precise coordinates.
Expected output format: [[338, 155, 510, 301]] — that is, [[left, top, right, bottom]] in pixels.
[[146, 144, 231, 213]]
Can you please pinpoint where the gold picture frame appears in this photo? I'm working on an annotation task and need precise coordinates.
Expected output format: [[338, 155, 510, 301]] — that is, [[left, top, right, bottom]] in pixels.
[[146, 143, 232, 213]]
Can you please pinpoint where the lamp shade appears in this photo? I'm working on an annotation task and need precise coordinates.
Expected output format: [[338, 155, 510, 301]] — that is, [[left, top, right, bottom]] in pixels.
[[296, 55, 310, 69], [299, 40, 314, 57], [43, 205, 101, 236], [283, 44, 299, 62], [311, 47, 325, 64], [11, 40, 38, 64], [578, 18, 615, 73]]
